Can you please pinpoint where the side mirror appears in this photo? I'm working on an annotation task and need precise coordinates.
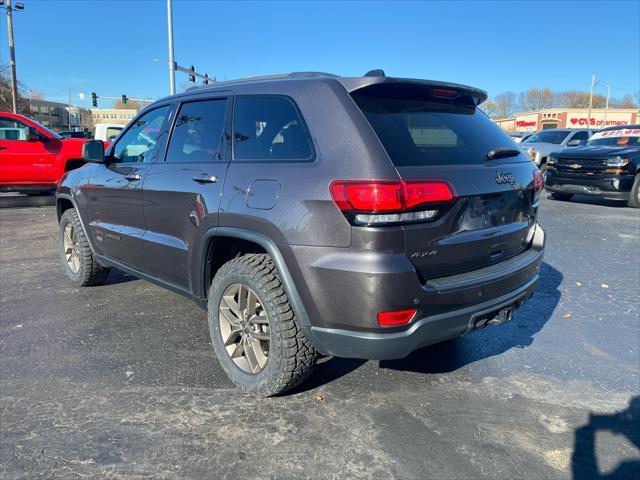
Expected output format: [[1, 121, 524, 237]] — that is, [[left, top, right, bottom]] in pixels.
[[82, 140, 105, 163], [567, 139, 582, 146]]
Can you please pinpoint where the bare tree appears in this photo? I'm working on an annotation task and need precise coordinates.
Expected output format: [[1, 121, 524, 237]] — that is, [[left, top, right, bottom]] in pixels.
[[0, 64, 30, 114], [492, 91, 518, 118], [610, 94, 638, 109], [28, 90, 44, 100], [519, 87, 555, 111]]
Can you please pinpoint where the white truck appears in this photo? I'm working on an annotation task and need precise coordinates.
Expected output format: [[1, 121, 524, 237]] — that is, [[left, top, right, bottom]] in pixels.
[[93, 124, 123, 142]]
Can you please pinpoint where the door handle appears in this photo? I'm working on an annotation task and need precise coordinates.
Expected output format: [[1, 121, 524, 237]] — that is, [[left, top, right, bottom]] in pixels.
[[192, 174, 218, 184], [0, 146, 6, 150], [124, 173, 142, 181]]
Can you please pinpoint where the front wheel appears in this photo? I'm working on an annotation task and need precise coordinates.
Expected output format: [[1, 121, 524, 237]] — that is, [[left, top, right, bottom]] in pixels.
[[58, 208, 110, 286], [208, 254, 317, 396], [550, 192, 574, 202], [628, 174, 640, 208]]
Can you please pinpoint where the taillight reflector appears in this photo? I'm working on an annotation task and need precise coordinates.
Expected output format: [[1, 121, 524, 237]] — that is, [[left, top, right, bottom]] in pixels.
[[378, 308, 417, 327], [330, 180, 455, 214]]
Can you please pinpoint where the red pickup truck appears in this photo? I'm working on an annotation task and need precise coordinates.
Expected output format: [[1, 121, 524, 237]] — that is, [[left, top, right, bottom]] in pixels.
[[0, 112, 99, 194]]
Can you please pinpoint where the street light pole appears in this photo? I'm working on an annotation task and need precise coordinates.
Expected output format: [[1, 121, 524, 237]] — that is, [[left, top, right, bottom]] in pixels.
[[587, 74, 596, 128], [6, 0, 19, 113], [604, 84, 611, 123], [167, 0, 176, 95]]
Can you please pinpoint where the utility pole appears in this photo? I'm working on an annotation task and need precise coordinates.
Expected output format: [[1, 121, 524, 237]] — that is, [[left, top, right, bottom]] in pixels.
[[5, 0, 19, 113], [587, 74, 596, 128], [68, 87, 72, 130], [167, 0, 176, 95], [604, 84, 611, 123]]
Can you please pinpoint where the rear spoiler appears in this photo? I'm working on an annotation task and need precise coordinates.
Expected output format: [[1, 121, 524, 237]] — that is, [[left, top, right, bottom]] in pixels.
[[338, 76, 488, 106]]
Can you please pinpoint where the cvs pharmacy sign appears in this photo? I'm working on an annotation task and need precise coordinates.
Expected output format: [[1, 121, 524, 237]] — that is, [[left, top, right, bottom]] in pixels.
[[569, 117, 629, 127]]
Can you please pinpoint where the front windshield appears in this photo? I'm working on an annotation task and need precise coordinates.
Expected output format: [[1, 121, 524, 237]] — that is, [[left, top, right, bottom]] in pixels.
[[523, 130, 570, 144], [587, 128, 640, 147]]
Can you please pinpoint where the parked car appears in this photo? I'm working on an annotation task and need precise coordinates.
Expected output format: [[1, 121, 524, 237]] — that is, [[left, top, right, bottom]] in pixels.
[[94, 123, 123, 142], [521, 128, 595, 170], [545, 124, 640, 207], [0, 112, 102, 194], [56, 71, 545, 395], [510, 131, 536, 143]]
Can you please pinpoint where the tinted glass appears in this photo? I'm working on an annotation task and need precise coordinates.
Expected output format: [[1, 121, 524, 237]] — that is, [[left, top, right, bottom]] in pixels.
[[571, 131, 590, 142], [523, 130, 570, 144], [351, 91, 525, 166], [165, 99, 226, 163], [0, 117, 30, 141], [112, 106, 169, 163], [233, 97, 312, 161]]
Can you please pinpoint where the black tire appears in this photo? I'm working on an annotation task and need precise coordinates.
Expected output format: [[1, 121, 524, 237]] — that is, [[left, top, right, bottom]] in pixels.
[[551, 192, 574, 201], [58, 208, 110, 287], [628, 174, 640, 208], [208, 253, 317, 396]]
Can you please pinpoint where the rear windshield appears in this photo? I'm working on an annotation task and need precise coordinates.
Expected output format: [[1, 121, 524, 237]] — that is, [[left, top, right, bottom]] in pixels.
[[351, 88, 524, 166]]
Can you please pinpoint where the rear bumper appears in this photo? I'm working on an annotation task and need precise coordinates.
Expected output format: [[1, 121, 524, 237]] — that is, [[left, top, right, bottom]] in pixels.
[[545, 173, 633, 200], [310, 275, 538, 360], [291, 225, 545, 359]]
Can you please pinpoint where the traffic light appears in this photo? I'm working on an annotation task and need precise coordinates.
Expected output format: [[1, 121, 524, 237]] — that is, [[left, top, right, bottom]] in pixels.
[[189, 65, 196, 83], [121, 94, 128, 104], [91, 92, 97, 108], [203, 74, 209, 85]]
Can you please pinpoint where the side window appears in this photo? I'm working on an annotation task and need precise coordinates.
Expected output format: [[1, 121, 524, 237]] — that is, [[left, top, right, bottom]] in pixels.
[[165, 99, 227, 163], [0, 117, 31, 141], [112, 106, 169, 163], [571, 131, 589, 142], [233, 96, 313, 161], [106, 127, 122, 141]]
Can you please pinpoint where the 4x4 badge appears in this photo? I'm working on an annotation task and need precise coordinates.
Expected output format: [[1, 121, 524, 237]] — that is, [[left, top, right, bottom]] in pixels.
[[495, 172, 515, 185]]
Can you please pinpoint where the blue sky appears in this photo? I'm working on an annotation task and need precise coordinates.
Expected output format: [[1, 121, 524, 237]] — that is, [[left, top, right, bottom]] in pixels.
[[1, 0, 638, 109]]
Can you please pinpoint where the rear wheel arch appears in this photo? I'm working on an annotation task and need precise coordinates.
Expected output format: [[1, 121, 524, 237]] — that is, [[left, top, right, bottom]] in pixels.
[[198, 227, 312, 330], [56, 196, 74, 221]]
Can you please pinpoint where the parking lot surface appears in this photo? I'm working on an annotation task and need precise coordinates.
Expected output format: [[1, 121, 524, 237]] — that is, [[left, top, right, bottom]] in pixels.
[[1, 194, 638, 479]]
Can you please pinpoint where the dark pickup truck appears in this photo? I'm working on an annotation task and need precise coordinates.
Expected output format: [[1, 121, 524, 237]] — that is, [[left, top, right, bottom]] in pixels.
[[545, 125, 640, 208]]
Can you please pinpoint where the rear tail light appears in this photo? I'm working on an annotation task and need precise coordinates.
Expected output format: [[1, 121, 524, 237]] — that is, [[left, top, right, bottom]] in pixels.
[[378, 308, 417, 327], [330, 179, 455, 225]]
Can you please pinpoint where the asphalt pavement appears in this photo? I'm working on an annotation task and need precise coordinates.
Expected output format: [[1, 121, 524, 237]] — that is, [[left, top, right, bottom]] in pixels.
[[1, 193, 638, 479]]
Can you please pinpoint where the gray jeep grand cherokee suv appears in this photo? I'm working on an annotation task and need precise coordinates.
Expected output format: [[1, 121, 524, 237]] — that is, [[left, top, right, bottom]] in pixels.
[[56, 71, 545, 395]]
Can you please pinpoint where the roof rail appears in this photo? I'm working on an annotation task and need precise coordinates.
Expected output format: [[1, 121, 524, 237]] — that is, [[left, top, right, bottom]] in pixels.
[[185, 71, 340, 91]]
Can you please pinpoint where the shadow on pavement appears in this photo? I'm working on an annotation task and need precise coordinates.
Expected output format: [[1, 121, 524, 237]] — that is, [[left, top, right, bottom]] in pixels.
[[0, 193, 56, 208], [102, 269, 139, 286], [572, 396, 640, 479], [292, 262, 562, 392], [379, 262, 562, 375], [545, 193, 630, 209]]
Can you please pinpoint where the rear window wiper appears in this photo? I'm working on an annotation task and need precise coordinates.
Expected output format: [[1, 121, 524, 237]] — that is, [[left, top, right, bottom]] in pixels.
[[485, 148, 522, 160]]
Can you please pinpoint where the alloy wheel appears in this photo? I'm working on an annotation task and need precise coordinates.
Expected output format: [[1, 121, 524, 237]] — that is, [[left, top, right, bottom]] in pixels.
[[63, 223, 80, 273], [218, 283, 271, 373]]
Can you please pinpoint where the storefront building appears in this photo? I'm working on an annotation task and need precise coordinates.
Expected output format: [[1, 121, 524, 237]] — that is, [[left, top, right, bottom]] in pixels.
[[494, 108, 638, 133]]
